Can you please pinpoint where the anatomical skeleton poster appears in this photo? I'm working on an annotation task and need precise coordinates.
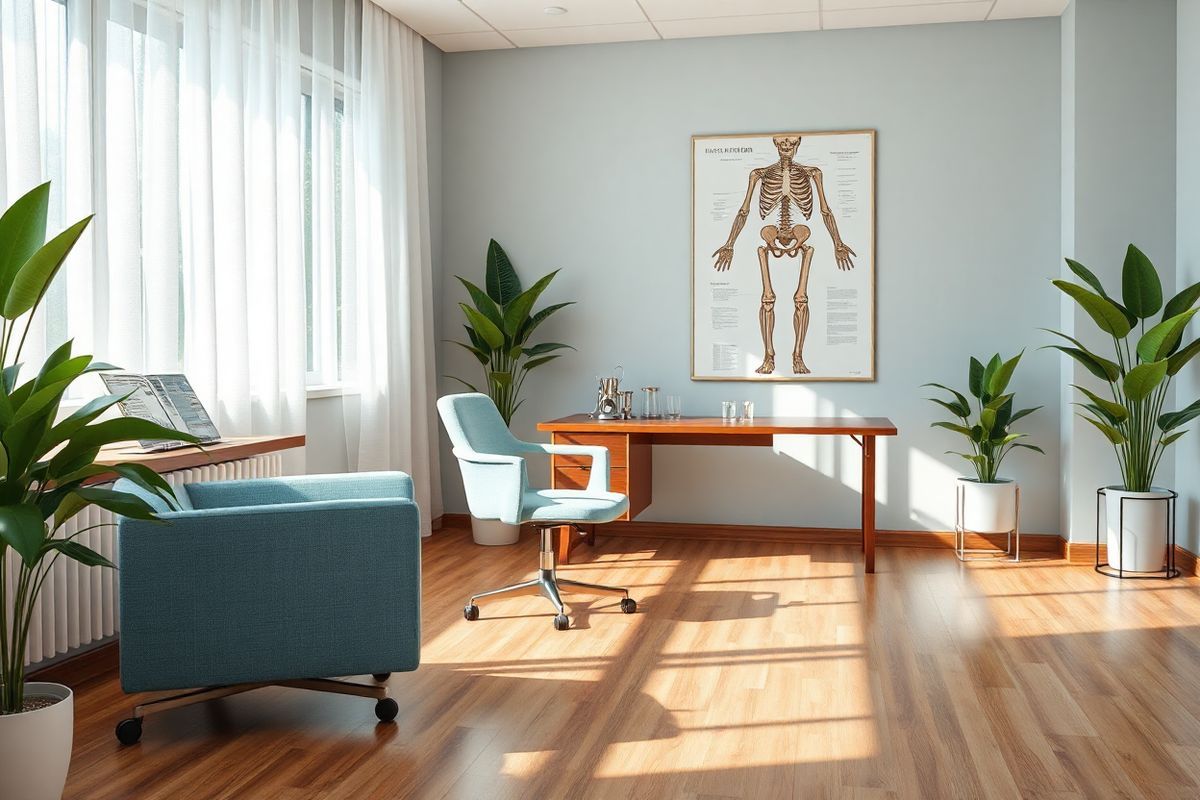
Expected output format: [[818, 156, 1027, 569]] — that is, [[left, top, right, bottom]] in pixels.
[[692, 130, 875, 381]]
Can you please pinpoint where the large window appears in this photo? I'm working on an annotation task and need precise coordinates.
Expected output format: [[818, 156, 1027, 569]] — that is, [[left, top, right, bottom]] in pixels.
[[302, 91, 346, 387]]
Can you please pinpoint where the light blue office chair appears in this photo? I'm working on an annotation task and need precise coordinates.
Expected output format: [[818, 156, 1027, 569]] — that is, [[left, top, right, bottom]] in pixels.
[[438, 393, 637, 631]]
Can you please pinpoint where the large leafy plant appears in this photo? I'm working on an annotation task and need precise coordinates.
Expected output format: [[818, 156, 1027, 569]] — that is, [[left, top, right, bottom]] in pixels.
[[925, 351, 1043, 482], [1048, 244, 1200, 492], [450, 239, 573, 425], [0, 183, 195, 715]]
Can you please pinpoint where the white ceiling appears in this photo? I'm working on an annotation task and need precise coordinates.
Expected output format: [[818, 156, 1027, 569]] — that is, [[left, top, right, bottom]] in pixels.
[[376, 0, 1069, 52]]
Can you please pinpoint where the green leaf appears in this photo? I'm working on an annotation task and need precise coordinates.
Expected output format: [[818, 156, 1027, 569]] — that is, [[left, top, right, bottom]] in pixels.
[[1168, 339, 1200, 376], [1159, 399, 1200, 432], [449, 340, 490, 365], [1074, 401, 1120, 426], [460, 303, 504, 350], [39, 391, 131, 453], [993, 433, 1027, 446], [0, 182, 50, 306], [70, 486, 162, 521], [52, 491, 89, 530], [108, 463, 181, 510], [980, 407, 997, 433], [49, 418, 197, 477], [926, 396, 970, 419], [1121, 244, 1163, 319], [1013, 443, 1046, 454], [1136, 309, 1198, 363], [0, 504, 47, 566], [980, 354, 1002, 402], [1161, 430, 1189, 447], [1164, 280, 1200, 320], [1123, 360, 1168, 402], [987, 352, 1022, 398], [1008, 406, 1041, 425], [488, 371, 513, 388], [1065, 257, 1107, 297], [1080, 415, 1127, 445], [922, 382, 971, 413], [518, 301, 574, 345], [1072, 384, 1128, 422], [523, 342, 574, 358], [45, 539, 114, 568], [444, 376, 479, 393], [968, 357, 985, 399], [485, 239, 522, 306], [502, 270, 559, 337], [931, 421, 973, 437], [3, 215, 93, 319], [947, 451, 986, 468], [1043, 345, 1121, 382], [456, 276, 505, 331], [522, 355, 561, 371], [1053, 280, 1134, 338]]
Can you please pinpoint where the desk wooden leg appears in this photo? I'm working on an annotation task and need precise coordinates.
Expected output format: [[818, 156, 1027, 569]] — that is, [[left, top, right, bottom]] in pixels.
[[555, 525, 573, 565], [862, 435, 876, 574]]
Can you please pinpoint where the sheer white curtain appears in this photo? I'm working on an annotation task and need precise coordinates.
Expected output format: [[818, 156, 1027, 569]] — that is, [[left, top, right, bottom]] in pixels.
[[1, 0, 439, 510], [340, 0, 440, 535]]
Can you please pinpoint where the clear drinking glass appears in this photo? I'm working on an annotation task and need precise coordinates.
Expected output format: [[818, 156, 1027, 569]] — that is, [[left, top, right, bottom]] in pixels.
[[665, 395, 682, 419], [721, 401, 737, 420], [742, 400, 755, 421]]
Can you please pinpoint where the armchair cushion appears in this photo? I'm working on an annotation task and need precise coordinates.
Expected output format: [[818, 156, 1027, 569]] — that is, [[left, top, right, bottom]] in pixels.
[[117, 481, 421, 693]]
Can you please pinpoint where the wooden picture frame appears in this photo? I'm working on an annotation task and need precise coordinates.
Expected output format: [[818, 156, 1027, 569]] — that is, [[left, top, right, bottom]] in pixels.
[[691, 130, 876, 382]]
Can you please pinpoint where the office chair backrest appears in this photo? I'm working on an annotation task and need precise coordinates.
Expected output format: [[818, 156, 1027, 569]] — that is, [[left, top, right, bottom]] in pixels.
[[437, 393, 527, 456], [437, 393, 529, 523]]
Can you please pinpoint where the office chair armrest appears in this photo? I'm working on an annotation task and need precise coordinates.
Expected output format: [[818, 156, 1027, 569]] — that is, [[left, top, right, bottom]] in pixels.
[[184, 472, 415, 508], [534, 443, 610, 493], [450, 447, 527, 524]]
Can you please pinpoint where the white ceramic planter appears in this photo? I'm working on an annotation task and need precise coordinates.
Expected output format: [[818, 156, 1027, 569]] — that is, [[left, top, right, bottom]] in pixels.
[[0, 682, 74, 800], [1104, 486, 1172, 572], [957, 478, 1018, 533], [470, 517, 521, 546]]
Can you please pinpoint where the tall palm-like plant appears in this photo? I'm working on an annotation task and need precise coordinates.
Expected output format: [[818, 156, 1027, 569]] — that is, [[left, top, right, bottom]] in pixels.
[[0, 183, 195, 714], [449, 240, 573, 425], [1048, 244, 1200, 492]]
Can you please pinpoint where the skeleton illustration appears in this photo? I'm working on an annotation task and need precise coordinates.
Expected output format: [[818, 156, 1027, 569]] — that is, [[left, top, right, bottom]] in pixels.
[[713, 135, 855, 375]]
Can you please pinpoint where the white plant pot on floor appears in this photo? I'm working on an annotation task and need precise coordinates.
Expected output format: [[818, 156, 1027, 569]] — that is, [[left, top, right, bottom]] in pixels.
[[0, 682, 74, 800], [957, 478, 1018, 533], [470, 517, 521, 546], [1104, 486, 1172, 572]]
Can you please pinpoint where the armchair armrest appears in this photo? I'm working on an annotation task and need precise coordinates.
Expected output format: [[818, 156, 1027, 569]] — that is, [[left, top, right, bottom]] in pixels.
[[533, 443, 610, 493], [184, 471, 415, 509], [450, 447, 526, 524], [117, 497, 421, 692]]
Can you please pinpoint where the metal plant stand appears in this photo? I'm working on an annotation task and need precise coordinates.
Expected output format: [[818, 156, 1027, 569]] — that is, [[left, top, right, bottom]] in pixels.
[[1095, 487, 1179, 579], [954, 482, 1020, 562]]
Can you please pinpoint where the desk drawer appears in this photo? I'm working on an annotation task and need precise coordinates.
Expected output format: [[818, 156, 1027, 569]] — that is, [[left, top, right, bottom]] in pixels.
[[553, 464, 628, 494], [552, 433, 628, 467]]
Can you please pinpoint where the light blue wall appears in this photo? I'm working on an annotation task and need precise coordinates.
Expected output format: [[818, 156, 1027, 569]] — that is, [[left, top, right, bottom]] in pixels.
[[1177, 0, 1200, 554], [435, 20, 1063, 534]]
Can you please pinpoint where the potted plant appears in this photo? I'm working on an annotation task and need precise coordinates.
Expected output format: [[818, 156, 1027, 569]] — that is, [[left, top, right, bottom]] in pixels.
[[1049, 245, 1200, 572], [0, 183, 194, 800], [449, 239, 573, 545], [925, 351, 1043, 537]]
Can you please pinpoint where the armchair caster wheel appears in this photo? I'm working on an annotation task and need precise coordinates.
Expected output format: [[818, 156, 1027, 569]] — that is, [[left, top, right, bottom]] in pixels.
[[464, 604, 480, 621], [372, 673, 391, 682], [620, 598, 637, 614], [115, 717, 143, 745], [375, 698, 399, 723], [553, 613, 570, 631]]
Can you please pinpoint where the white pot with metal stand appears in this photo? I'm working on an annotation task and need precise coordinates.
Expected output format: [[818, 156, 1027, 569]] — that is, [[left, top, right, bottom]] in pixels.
[[955, 477, 1020, 561]]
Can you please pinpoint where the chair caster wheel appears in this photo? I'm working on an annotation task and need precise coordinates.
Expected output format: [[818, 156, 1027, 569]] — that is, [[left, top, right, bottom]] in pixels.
[[115, 717, 143, 745], [553, 613, 570, 631], [375, 697, 399, 723], [621, 598, 637, 614], [464, 604, 480, 621], [372, 673, 391, 682]]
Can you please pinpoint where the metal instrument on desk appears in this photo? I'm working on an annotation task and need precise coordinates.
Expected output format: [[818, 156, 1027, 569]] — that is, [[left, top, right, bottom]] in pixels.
[[590, 366, 627, 420]]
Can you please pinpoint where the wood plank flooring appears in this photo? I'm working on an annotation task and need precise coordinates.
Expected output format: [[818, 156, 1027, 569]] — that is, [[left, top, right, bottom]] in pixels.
[[62, 525, 1200, 799]]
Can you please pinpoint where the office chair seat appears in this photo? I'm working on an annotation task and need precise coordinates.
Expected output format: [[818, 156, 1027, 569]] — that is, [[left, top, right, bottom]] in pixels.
[[522, 489, 629, 523]]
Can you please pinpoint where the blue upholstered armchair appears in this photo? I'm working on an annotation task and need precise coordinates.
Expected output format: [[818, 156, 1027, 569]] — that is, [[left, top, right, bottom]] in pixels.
[[111, 472, 421, 744]]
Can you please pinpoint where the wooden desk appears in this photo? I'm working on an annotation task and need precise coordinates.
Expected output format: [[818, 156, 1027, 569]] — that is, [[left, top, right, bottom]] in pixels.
[[89, 434, 307, 483], [536, 416, 898, 573]]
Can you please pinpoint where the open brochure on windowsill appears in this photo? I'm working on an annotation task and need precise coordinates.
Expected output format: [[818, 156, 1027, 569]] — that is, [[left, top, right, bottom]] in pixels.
[[100, 373, 222, 452]]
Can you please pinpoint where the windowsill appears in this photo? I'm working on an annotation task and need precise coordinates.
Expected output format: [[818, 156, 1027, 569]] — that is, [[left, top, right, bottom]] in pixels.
[[306, 384, 360, 400]]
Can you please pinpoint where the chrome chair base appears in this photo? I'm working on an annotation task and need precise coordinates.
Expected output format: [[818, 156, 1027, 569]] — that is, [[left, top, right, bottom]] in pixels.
[[464, 525, 636, 630]]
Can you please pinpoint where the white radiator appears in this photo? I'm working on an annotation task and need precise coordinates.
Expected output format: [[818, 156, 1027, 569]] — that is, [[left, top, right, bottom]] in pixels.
[[16, 453, 284, 667]]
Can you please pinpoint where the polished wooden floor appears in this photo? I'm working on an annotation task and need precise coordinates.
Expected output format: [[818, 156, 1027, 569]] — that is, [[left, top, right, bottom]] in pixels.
[[63, 525, 1200, 799]]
